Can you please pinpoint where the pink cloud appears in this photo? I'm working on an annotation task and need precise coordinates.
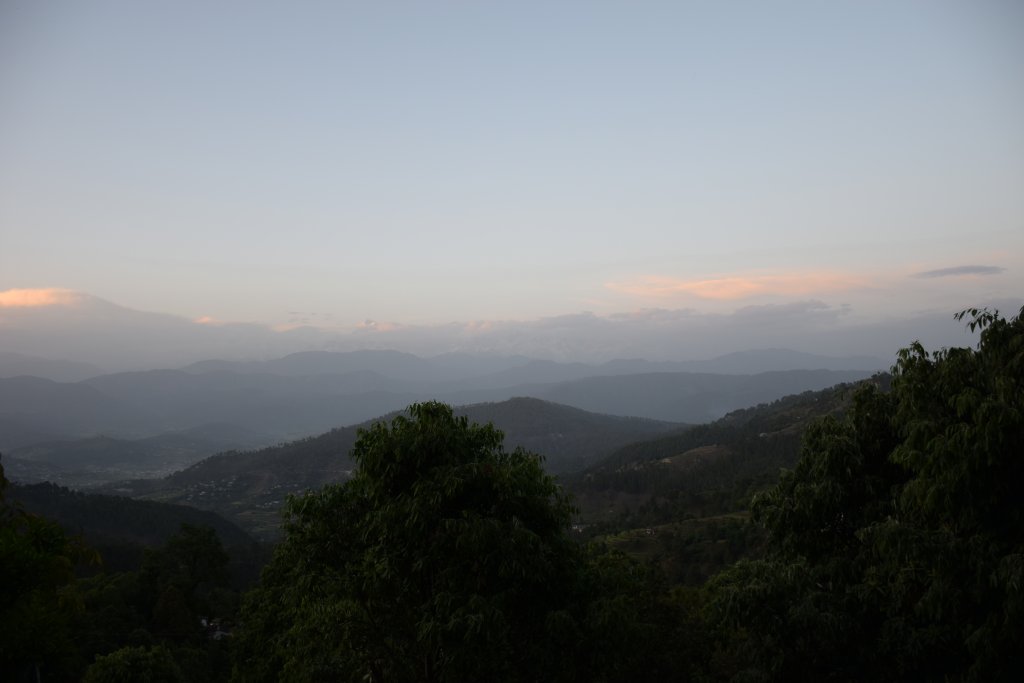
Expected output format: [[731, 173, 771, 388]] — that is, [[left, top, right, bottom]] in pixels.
[[605, 272, 870, 300], [0, 288, 82, 308]]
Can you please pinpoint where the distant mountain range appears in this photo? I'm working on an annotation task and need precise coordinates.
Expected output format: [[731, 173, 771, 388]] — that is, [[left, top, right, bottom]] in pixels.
[[0, 351, 104, 382], [0, 348, 881, 456], [180, 348, 886, 381], [0, 289, 988, 371]]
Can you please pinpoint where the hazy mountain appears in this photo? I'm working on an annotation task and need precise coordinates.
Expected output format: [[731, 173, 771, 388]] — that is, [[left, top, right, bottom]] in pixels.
[[0, 368, 422, 446], [1, 456, 71, 487], [0, 376, 160, 448], [638, 349, 887, 374], [442, 359, 602, 389], [181, 349, 534, 383], [174, 421, 279, 446], [0, 289, 992, 370], [179, 349, 885, 386], [539, 369, 874, 423], [5, 423, 277, 488], [0, 416, 72, 452], [85, 370, 425, 437], [183, 350, 433, 378], [104, 398, 683, 539], [420, 351, 535, 377], [0, 350, 876, 453], [0, 351, 105, 382]]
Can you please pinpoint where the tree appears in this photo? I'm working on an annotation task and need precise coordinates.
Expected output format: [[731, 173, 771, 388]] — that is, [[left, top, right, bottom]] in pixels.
[[863, 306, 1024, 680], [73, 524, 235, 683], [0, 459, 95, 681], [83, 644, 185, 683], [140, 522, 231, 634], [233, 402, 686, 682], [234, 402, 577, 681], [708, 307, 1024, 681]]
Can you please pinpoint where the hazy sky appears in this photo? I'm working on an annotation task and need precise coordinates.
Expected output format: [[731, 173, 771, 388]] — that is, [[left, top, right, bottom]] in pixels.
[[2, 0, 1022, 333]]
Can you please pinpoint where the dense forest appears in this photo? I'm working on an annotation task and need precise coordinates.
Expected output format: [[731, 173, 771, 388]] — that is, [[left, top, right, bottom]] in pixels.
[[2, 307, 1021, 681]]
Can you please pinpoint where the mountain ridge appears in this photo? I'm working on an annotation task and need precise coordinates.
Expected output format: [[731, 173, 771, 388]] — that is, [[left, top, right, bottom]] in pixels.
[[99, 397, 685, 539], [1, 357, 875, 452]]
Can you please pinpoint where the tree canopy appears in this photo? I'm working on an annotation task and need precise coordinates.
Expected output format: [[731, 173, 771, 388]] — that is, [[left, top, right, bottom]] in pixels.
[[708, 306, 1024, 681], [1, 460, 96, 681], [233, 401, 690, 682]]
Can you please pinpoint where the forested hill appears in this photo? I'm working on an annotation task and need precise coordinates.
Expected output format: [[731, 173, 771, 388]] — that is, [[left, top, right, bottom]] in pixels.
[[4, 423, 275, 490], [567, 375, 889, 529], [457, 397, 685, 471], [104, 397, 682, 538], [7, 480, 253, 548]]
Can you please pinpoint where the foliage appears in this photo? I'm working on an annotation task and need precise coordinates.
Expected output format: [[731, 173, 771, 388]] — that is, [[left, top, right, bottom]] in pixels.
[[111, 398, 680, 539], [7, 481, 254, 552], [82, 644, 185, 683], [1, 453, 248, 681], [708, 307, 1024, 682], [67, 523, 239, 681], [568, 381, 870, 586], [233, 401, 693, 682], [569, 380, 866, 520], [0, 460, 96, 681], [140, 523, 231, 620]]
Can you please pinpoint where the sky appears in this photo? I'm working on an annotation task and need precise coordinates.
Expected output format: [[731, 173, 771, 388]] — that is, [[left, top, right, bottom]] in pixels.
[[1, 1, 1022, 351]]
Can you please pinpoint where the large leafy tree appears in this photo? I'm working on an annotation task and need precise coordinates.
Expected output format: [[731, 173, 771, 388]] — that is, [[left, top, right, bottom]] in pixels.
[[139, 523, 232, 642], [233, 402, 687, 682], [709, 307, 1024, 682], [234, 402, 579, 682]]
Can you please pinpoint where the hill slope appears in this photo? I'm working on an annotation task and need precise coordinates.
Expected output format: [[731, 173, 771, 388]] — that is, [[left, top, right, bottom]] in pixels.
[[6, 479, 254, 555], [562, 375, 889, 583], [104, 398, 682, 539], [5, 424, 277, 488]]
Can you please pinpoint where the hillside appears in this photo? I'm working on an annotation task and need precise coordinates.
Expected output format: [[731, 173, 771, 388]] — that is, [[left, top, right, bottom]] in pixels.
[[5, 424, 277, 488], [8, 480, 253, 548], [5, 477, 256, 576], [456, 397, 684, 472], [104, 398, 682, 539], [564, 375, 890, 583]]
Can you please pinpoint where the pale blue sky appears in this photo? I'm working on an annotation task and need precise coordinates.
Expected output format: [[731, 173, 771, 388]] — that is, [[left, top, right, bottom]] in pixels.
[[1, 0, 1021, 330]]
